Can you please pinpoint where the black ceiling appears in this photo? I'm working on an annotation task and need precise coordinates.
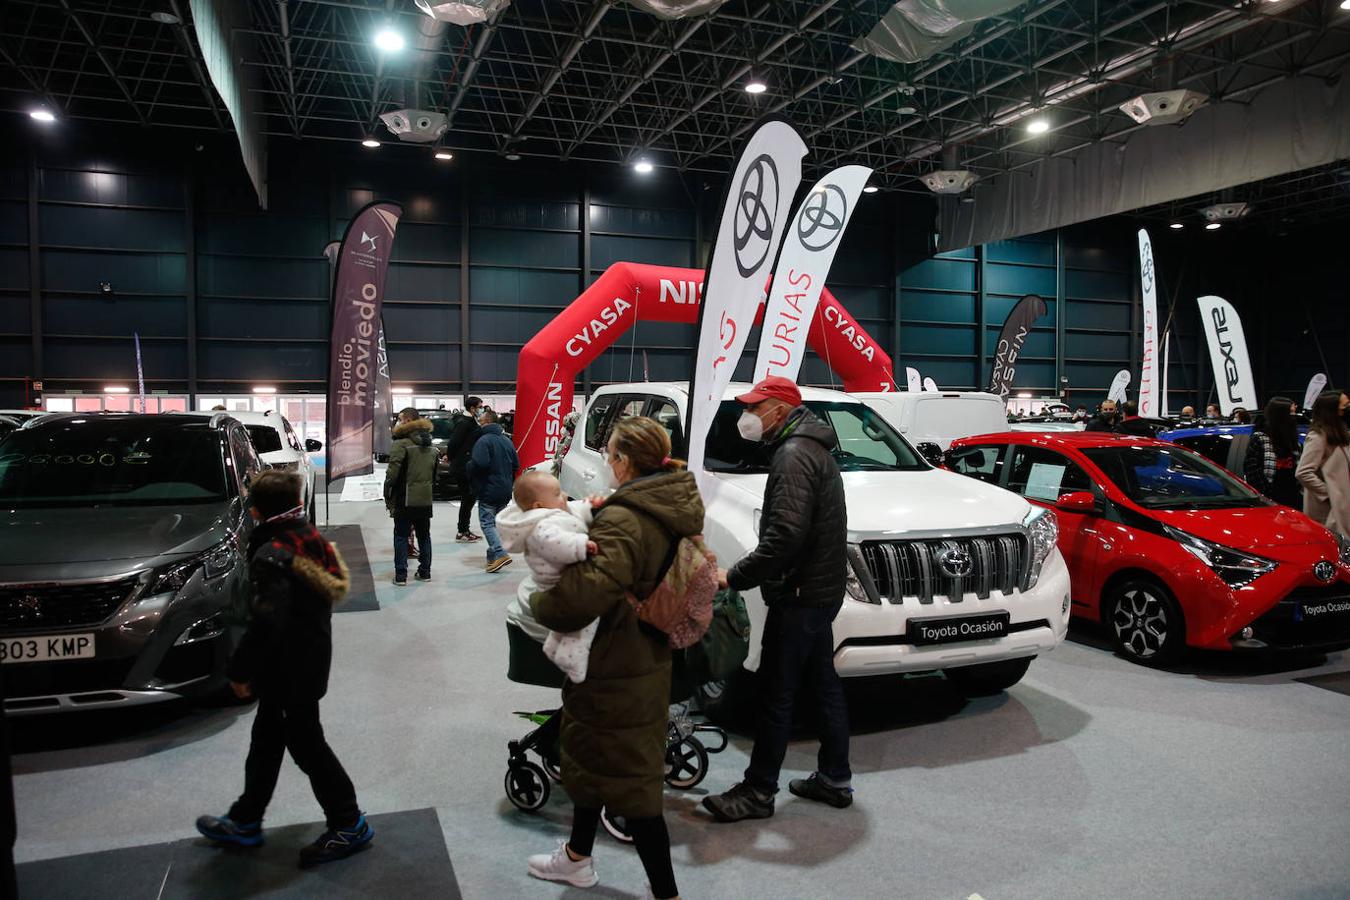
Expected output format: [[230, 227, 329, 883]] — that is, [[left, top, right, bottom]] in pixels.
[[3, 0, 1349, 218]]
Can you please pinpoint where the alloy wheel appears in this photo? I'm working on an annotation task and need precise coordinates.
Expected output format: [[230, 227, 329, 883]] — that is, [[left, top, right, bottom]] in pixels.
[[1111, 587, 1169, 659]]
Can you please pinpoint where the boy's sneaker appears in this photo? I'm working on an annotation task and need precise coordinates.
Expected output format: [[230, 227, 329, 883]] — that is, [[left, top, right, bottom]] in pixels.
[[701, 781, 774, 822], [299, 814, 374, 867], [392, 575, 408, 586], [527, 840, 599, 888], [788, 773, 854, 809], [486, 555, 513, 574], [456, 532, 480, 543], [414, 571, 432, 582], [196, 814, 264, 847]]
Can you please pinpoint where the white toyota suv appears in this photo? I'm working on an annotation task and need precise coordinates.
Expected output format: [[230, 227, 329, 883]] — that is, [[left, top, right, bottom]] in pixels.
[[558, 383, 1071, 694]]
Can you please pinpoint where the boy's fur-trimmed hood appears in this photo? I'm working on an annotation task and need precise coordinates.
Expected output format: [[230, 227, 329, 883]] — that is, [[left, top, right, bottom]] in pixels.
[[291, 546, 351, 604]]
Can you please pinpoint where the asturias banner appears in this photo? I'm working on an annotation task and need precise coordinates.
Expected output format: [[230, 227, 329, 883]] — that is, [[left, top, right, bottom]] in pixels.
[[1137, 229, 1160, 417], [1304, 373, 1328, 411], [1108, 369, 1131, 404], [326, 200, 402, 480], [752, 164, 872, 384], [686, 119, 806, 477], [988, 293, 1048, 399], [906, 367, 922, 392], [1197, 295, 1256, 415]]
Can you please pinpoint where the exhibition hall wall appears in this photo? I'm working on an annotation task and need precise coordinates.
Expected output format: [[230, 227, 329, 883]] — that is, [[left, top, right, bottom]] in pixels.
[[0, 129, 1338, 412]]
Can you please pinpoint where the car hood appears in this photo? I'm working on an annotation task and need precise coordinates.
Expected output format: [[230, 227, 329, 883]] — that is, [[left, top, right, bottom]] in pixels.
[[1151, 504, 1336, 557], [714, 467, 1031, 537], [0, 503, 236, 567]]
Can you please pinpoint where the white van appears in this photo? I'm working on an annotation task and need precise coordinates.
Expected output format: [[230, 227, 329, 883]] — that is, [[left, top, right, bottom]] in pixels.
[[852, 391, 1010, 452]]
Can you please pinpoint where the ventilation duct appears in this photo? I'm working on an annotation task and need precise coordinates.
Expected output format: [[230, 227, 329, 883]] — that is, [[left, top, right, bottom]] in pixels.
[[414, 0, 511, 26], [854, 0, 1025, 64], [622, 0, 728, 20]]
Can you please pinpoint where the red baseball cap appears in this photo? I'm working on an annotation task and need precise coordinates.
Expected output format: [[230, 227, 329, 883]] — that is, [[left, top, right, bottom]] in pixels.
[[736, 375, 802, 409]]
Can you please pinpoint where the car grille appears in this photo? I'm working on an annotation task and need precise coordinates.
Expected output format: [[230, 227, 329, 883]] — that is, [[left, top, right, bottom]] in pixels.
[[0, 578, 141, 631], [859, 534, 1029, 604]]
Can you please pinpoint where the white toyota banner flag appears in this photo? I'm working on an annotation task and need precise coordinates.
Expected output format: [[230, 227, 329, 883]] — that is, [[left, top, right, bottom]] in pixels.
[[752, 164, 872, 384], [1161, 332, 1171, 417], [1108, 369, 1131, 403], [1304, 373, 1328, 411], [1197, 295, 1257, 415], [923, 376, 938, 392], [905, 367, 922, 392], [686, 119, 807, 479], [1137, 229, 1161, 417]]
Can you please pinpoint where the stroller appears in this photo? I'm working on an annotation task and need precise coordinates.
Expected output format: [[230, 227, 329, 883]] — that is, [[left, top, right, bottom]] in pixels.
[[503, 600, 728, 844]]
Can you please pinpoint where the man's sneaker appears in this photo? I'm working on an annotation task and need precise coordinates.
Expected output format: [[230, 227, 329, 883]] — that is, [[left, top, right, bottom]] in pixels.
[[456, 532, 480, 543], [196, 814, 264, 847], [701, 782, 774, 823], [527, 840, 599, 888], [486, 555, 513, 574], [392, 575, 407, 586], [298, 814, 374, 867], [414, 572, 432, 582], [789, 773, 854, 809]]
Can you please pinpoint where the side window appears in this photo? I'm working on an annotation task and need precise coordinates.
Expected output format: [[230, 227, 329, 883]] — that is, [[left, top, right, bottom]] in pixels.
[[947, 444, 1006, 485], [228, 428, 260, 495], [584, 397, 617, 451], [647, 398, 684, 450], [1006, 446, 1092, 502]]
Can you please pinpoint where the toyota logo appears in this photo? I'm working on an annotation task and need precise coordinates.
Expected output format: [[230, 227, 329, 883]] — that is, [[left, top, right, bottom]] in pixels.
[[733, 154, 780, 278], [939, 547, 974, 579], [1314, 561, 1336, 583], [797, 184, 848, 252], [1140, 249, 1154, 293]]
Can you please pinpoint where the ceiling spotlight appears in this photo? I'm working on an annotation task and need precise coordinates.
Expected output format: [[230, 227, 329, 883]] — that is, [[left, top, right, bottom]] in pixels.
[[1169, 222, 1184, 230], [29, 109, 56, 123], [862, 185, 879, 194], [1026, 117, 1050, 134], [1205, 222, 1221, 230], [434, 150, 453, 161], [897, 103, 918, 115], [505, 152, 521, 161], [745, 79, 768, 95], [374, 27, 405, 53], [361, 137, 380, 148], [150, 10, 181, 25], [634, 159, 654, 174]]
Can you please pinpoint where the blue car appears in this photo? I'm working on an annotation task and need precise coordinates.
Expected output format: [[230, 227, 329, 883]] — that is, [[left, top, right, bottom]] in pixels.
[[1158, 424, 1307, 475]]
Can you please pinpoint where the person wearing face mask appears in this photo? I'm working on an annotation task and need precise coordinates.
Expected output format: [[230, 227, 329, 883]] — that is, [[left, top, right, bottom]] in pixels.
[[444, 396, 484, 543], [1084, 399, 1119, 433], [701, 375, 852, 824]]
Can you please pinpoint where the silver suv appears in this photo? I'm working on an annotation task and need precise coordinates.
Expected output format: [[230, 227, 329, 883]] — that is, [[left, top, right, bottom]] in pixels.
[[0, 413, 260, 714]]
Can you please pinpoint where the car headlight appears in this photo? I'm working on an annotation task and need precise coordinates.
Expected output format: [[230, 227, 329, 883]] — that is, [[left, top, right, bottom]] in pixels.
[[1337, 533, 1350, 568], [845, 544, 879, 604], [151, 539, 239, 595], [1164, 525, 1276, 589], [1023, 506, 1059, 590]]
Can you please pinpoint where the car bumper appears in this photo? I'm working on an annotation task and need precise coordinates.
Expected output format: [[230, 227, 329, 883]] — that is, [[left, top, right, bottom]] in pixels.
[[1228, 583, 1350, 653], [829, 550, 1072, 677]]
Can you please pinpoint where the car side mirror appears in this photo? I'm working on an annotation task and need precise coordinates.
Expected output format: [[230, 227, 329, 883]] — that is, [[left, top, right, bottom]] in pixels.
[[305, 438, 323, 452], [1056, 491, 1099, 514], [915, 441, 943, 467]]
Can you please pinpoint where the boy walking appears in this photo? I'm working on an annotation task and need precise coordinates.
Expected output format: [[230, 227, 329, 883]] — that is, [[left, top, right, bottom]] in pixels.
[[196, 470, 373, 867], [384, 407, 439, 586], [467, 408, 518, 573]]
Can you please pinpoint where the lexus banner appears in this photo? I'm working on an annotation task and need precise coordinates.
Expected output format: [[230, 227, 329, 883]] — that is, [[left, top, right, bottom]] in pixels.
[[1108, 369, 1131, 404], [1198, 295, 1256, 415], [686, 119, 806, 478], [987, 293, 1047, 399], [326, 200, 402, 481], [752, 164, 872, 384], [1137, 229, 1160, 417]]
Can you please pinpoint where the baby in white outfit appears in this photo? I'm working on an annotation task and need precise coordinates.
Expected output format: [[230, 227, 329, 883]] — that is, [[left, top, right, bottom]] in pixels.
[[496, 471, 600, 683]]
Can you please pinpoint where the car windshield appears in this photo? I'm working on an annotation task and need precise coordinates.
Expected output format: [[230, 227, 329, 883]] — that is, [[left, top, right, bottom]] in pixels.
[[1081, 444, 1266, 509], [429, 418, 454, 441], [0, 417, 229, 508], [245, 424, 284, 454], [705, 400, 926, 473]]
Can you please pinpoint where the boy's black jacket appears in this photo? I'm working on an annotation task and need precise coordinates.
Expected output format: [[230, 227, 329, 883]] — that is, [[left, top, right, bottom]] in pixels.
[[227, 516, 350, 701]]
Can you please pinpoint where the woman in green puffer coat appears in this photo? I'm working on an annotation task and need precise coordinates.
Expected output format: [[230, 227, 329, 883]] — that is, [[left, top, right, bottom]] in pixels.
[[527, 416, 704, 900]]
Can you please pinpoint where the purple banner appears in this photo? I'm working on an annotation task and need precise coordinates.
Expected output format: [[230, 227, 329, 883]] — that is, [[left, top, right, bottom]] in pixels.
[[326, 201, 402, 480]]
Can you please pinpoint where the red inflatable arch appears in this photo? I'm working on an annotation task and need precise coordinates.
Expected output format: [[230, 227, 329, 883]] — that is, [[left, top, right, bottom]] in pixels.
[[514, 262, 895, 468]]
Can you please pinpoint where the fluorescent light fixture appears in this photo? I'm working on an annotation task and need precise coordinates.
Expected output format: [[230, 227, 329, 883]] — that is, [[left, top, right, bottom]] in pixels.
[[634, 159, 654, 174], [1205, 222, 1222, 230], [1026, 117, 1050, 134], [745, 79, 767, 95], [504, 152, 521, 161], [150, 10, 181, 24], [361, 137, 380, 148], [392, 387, 414, 395], [862, 185, 879, 194], [1169, 222, 1184, 229], [30, 109, 56, 123], [104, 386, 130, 394], [434, 150, 453, 161], [374, 27, 405, 53], [1017, 392, 1033, 398], [252, 386, 276, 394], [897, 103, 918, 115]]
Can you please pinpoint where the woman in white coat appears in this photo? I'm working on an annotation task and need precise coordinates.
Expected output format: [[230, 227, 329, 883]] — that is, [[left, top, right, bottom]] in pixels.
[[1296, 390, 1350, 533]]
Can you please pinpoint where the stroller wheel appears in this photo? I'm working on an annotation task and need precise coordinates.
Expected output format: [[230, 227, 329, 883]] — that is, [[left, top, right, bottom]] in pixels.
[[541, 756, 563, 783], [664, 736, 710, 790], [600, 806, 634, 845], [505, 761, 551, 812]]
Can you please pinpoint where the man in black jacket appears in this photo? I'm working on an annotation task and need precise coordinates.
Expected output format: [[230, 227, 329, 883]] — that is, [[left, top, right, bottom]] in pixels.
[[445, 396, 483, 543], [1084, 399, 1119, 433], [702, 376, 852, 823], [1113, 400, 1156, 437]]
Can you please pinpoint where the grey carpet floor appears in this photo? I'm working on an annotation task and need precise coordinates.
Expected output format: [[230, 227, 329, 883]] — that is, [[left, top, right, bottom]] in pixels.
[[320, 524, 379, 613], [11, 498, 1350, 900]]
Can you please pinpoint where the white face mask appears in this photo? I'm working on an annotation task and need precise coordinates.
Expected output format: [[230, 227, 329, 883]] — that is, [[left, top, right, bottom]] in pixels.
[[737, 410, 765, 442]]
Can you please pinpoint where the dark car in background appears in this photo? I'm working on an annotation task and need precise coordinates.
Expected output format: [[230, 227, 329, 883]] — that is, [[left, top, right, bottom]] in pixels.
[[1158, 423, 1308, 474], [0, 413, 261, 713]]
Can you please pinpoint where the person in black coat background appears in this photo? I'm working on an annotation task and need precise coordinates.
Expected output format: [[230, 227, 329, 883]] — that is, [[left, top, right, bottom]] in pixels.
[[703, 375, 852, 824], [444, 396, 484, 544], [1084, 399, 1120, 433]]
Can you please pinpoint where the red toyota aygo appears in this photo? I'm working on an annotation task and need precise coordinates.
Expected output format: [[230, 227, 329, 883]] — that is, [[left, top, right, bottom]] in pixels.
[[944, 432, 1350, 664]]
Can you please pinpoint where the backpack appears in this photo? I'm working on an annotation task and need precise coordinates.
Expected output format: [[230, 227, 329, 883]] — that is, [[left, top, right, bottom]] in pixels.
[[625, 529, 718, 649]]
